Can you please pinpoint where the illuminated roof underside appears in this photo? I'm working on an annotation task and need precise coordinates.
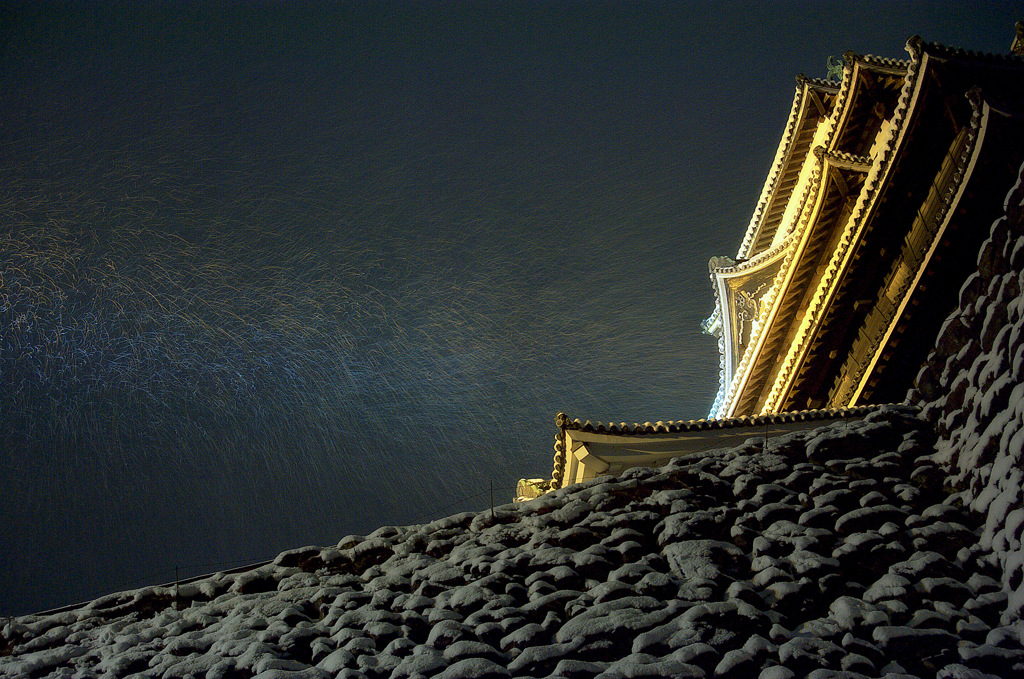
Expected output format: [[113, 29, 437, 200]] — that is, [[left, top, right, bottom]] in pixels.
[[705, 39, 1024, 419]]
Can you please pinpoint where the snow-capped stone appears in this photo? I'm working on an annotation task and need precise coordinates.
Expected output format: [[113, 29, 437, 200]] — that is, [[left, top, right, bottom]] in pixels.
[[9, 178, 1024, 679]]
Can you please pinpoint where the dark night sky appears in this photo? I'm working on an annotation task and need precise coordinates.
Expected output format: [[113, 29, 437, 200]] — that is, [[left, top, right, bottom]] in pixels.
[[1, 1, 1018, 615]]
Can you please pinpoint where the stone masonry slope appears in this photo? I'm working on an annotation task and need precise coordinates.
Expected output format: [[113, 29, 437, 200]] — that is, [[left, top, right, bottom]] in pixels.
[[4, 405, 1023, 679], [914, 159, 1024, 625]]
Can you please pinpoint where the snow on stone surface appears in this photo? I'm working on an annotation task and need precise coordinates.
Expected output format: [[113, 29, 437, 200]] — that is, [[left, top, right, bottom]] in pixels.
[[7, 167, 1024, 677], [914, 160, 1024, 625], [4, 406, 1024, 678]]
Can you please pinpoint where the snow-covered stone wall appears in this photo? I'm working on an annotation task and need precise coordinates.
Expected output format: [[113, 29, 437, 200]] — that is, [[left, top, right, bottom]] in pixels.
[[5, 406, 1020, 678], [8, 172, 1024, 679], [914, 160, 1024, 621]]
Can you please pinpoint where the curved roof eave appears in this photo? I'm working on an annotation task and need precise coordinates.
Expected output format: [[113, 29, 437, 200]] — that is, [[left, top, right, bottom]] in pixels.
[[915, 38, 1024, 65], [713, 155, 826, 419], [710, 83, 841, 419], [758, 42, 928, 413], [552, 403, 908, 487], [711, 241, 793, 391], [735, 80, 826, 261], [719, 48, 924, 419], [848, 91, 991, 404], [710, 44, 951, 419], [555, 403, 902, 437]]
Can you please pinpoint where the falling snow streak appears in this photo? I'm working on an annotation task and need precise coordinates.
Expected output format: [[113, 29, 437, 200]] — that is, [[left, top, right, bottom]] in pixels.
[[0, 1, 748, 616], [0, 153, 714, 556], [3, 158, 705, 463]]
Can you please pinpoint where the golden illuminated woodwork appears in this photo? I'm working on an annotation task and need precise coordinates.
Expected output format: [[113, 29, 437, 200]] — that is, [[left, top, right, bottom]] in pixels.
[[705, 38, 1024, 419]]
